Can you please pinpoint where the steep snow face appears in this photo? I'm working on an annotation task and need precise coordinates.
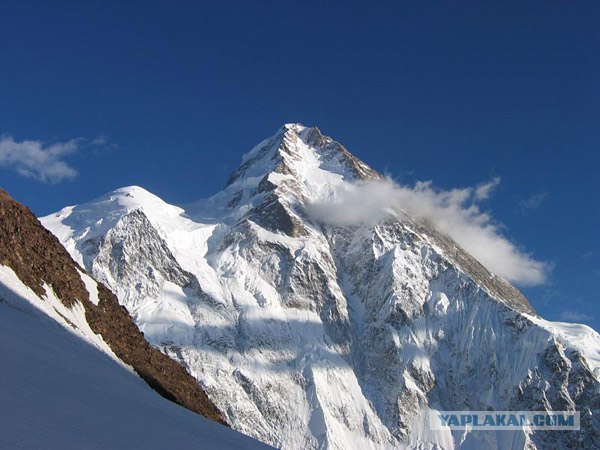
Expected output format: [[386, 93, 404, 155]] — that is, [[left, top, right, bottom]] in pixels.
[[0, 265, 122, 365], [42, 124, 600, 450], [0, 266, 272, 450]]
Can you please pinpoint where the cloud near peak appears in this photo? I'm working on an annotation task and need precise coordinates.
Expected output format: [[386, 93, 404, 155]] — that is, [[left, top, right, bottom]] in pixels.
[[307, 178, 548, 287], [0, 135, 87, 183]]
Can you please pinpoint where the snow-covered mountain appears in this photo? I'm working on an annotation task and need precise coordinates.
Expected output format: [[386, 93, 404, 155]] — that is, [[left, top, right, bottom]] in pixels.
[[42, 124, 600, 449], [0, 188, 270, 449]]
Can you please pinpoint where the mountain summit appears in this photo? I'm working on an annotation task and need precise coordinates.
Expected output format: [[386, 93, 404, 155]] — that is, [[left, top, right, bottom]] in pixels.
[[42, 125, 600, 449], [226, 123, 381, 188]]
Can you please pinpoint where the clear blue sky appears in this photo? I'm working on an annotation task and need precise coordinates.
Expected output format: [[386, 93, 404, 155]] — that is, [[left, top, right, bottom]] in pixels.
[[1, 1, 598, 328]]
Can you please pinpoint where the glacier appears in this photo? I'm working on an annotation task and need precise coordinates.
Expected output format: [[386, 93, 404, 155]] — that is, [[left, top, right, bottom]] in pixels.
[[42, 124, 600, 449]]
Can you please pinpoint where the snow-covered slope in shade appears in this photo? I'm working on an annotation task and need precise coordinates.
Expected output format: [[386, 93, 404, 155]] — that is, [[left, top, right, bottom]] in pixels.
[[0, 266, 271, 450], [42, 124, 600, 449]]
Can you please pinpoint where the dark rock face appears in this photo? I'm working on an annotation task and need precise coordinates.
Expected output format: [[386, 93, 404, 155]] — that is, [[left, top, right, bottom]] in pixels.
[[85, 208, 194, 300], [514, 343, 600, 449], [0, 189, 88, 308], [0, 188, 225, 425], [303, 126, 382, 181], [250, 194, 308, 237]]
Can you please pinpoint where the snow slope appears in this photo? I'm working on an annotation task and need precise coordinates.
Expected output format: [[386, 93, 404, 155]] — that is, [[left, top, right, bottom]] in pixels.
[[42, 124, 600, 449], [0, 265, 271, 450]]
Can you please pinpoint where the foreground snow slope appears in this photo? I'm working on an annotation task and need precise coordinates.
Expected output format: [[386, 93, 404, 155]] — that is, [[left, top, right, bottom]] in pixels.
[[0, 267, 271, 450], [43, 124, 600, 449]]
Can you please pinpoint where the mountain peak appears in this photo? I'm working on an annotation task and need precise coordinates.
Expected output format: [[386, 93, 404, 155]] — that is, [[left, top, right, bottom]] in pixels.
[[108, 185, 168, 207], [41, 184, 187, 269], [78, 185, 181, 215], [226, 124, 382, 191], [281, 122, 308, 133]]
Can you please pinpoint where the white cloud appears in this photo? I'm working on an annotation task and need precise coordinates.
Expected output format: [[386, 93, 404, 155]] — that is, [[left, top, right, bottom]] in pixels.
[[474, 176, 501, 200], [520, 192, 547, 210], [307, 178, 548, 287], [0, 135, 83, 183], [559, 310, 590, 322]]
